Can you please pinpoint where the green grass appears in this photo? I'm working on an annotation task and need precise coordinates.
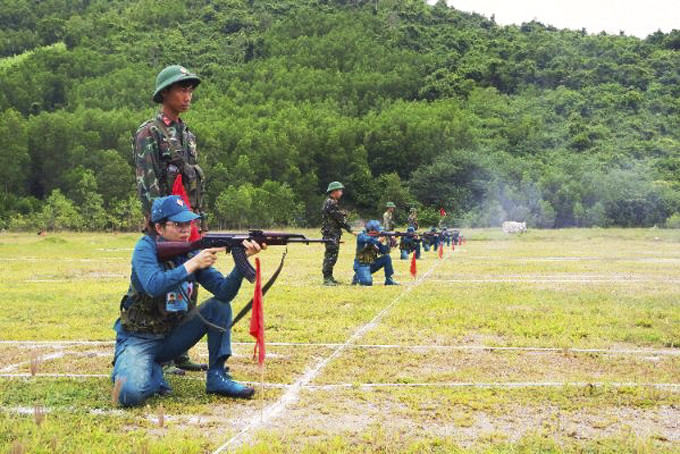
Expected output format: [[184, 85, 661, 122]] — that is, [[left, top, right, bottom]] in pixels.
[[0, 229, 678, 452]]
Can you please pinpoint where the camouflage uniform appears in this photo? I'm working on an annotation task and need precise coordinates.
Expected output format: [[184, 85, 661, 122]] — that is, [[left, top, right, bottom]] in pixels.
[[407, 211, 418, 230], [134, 112, 206, 231], [321, 197, 352, 280], [133, 112, 207, 371], [382, 210, 394, 231]]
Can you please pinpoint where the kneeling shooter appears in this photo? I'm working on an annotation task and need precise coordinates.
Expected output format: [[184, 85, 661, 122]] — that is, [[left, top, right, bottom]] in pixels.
[[352, 220, 399, 286], [112, 195, 263, 406]]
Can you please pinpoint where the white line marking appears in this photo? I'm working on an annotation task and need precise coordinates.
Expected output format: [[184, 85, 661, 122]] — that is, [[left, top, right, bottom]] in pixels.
[[306, 382, 680, 390], [0, 373, 109, 378], [427, 278, 680, 284], [2, 342, 677, 356], [0, 352, 67, 373], [212, 254, 448, 453]]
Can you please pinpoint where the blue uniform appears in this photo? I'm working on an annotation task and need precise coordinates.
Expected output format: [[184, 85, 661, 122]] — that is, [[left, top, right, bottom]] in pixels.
[[112, 235, 244, 406], [352, 232, 395, 285]]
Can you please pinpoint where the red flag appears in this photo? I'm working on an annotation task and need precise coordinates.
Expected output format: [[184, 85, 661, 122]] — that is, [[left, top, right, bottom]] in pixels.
[[410, 251, 417, 277], [171, 175, 201, 241], [438, 242, 443, 259], [249, 258, 265, 365], [439, 207, 447, 217]]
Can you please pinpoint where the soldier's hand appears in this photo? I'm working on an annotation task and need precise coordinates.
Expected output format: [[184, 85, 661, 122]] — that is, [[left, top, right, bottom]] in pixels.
[[185, 247, 225, 273], [242, 239, 266, 257]]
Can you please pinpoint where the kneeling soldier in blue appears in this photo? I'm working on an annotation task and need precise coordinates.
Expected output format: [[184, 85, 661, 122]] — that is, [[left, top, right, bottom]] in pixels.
[[399, 226, 421, 260], [352, 220, 399, 286], [112, 195, 263, 406]]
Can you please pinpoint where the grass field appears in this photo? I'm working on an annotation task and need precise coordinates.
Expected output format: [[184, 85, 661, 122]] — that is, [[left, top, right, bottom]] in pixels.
[[0, 228, 678, 453]]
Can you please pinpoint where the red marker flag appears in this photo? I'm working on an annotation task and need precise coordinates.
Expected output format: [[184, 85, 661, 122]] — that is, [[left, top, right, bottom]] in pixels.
[[171, 175, 201, 241], [410, 251, 417, 277], [438, 242, 443, 259], [249, 257, 265, 365], [439, 207, 447, 217]]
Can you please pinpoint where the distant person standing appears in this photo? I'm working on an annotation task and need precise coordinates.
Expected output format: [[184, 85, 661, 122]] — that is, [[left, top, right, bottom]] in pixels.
[[321, 181, 355, 286], [132, 65, 207, 373], [407, 207, 418, 230], [383, 202, 396, 231], [382, 202, 397, 252]]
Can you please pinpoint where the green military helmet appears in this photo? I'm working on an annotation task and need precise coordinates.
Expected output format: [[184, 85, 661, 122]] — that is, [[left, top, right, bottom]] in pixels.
[[326, 181, 345, 193], [385, 201, 396, 208], [152, 65, 201, 103]]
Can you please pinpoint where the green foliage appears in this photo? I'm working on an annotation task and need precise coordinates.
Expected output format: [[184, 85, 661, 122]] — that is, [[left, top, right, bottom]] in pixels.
[[0, 0, 678, 230]]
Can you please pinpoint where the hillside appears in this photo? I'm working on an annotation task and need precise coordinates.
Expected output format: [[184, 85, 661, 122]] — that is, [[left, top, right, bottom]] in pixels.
[[1, 0, 678, 230]]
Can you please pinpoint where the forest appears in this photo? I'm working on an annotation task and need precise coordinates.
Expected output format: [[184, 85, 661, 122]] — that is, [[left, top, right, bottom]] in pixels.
[[0, 0, 678, 230]]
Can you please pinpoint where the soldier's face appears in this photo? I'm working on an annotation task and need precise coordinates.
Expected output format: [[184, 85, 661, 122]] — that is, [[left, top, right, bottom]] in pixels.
[[331, 189, 343, 200], [155, 221, 192, 242], [162, 83, 195, 115]]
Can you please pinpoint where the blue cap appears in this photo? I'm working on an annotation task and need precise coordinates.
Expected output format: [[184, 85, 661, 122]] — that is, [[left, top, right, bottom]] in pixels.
[[365, 220, 382, 232], [407, 226, 415, 233], [151, 195, 201, 223]]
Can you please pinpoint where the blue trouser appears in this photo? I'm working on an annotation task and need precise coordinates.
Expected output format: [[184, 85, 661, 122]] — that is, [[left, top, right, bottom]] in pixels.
[[111, 297, 232, 407], [353, 255, 394, 286], [400, 244, 421, 260]]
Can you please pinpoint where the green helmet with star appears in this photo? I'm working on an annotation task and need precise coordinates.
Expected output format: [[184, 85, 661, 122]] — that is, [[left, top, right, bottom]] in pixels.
[[152, 65, 201, 103], [326, 181, 345, 193]]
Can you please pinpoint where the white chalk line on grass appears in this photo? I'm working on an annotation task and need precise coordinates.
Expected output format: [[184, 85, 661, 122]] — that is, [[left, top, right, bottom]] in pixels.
[[305, 382, 680, 391], [2, 374, 677, 392], [427, 278, 680, 284], [212, 254, 448, 453], [2, 340, 678, 356], [0, 351, 112, 373], [0, 373, 110, 378]]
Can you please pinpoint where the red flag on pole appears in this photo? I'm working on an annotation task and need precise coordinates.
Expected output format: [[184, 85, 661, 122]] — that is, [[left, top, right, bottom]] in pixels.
[[438, 242, 443, 259], [249, 257, 265, 365], [439, 207, 447, 217], [171, 175, 201, 241], [410, 251, 417, 277]]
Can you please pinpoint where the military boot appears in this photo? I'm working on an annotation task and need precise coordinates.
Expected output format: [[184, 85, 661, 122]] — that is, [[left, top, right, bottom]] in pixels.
[[173, 352, 208, 372], [323, 277, 338, 286], [206, 369, 255, 399], [385, 277, 400, 286]]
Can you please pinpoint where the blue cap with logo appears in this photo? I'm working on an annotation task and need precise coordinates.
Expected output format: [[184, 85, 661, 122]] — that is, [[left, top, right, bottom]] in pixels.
[[365, 220, 383, 232], [151, 195, 201, 223]]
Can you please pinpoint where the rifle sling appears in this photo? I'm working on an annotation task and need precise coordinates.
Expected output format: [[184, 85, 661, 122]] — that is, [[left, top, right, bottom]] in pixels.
[[231, 249, 288, 328]]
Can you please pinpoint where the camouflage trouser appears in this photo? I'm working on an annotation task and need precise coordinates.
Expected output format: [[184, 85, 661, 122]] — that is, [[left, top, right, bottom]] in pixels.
[[322, 238, 340, 279]]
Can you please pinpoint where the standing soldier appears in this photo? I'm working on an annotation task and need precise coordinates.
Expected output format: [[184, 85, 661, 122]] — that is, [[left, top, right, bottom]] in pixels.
[[383, 202, 396, 231], [132, 65, 207, 373], [321, 181, 354, 286], [382, 202, 397, 252], [407, 207, 419, 230]]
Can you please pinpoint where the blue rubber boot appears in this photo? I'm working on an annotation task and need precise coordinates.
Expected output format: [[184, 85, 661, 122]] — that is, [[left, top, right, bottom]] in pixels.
[[206, 369, 254, 399], [385, 277, 400, 286]]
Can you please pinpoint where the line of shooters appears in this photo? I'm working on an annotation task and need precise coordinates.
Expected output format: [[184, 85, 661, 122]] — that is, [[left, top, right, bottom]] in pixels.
[[114, 65, 463, 407], [321, 181, 464, 287]]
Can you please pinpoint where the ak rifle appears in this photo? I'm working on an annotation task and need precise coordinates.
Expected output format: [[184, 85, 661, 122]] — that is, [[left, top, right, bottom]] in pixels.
[[156, 230, 333, 283]]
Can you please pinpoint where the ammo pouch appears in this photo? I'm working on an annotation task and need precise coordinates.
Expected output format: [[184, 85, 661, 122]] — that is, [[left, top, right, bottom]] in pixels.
[[119, 260, 195, 335], [356, 245, 378, 265]]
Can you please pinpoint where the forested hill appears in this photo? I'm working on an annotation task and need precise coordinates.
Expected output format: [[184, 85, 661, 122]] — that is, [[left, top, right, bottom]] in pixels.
[[1, 0, 679, 230]]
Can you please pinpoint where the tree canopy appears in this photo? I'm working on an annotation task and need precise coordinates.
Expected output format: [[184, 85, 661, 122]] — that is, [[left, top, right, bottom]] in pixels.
[[1, 0, 678, 230]]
